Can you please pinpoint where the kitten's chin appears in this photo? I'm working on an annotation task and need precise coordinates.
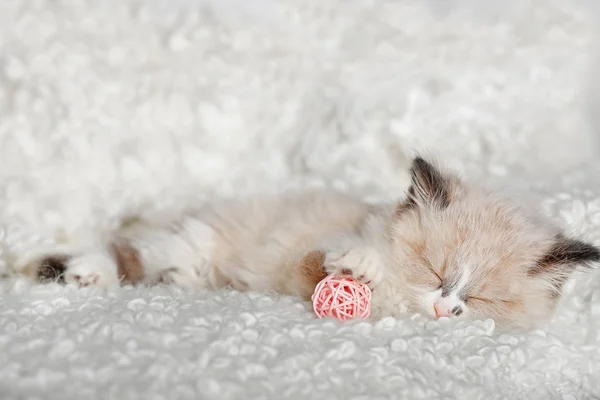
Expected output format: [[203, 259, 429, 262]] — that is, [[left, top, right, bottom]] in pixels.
[[369, 281, 412, 319]]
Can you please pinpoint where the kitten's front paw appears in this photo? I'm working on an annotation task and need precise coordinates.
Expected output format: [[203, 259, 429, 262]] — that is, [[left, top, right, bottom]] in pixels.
[[159, 265, 205, 287], [324, 247, 384, 287]]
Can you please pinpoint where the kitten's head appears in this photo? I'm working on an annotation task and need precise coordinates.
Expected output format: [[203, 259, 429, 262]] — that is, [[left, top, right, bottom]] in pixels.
[[389, 157, 600, 330]]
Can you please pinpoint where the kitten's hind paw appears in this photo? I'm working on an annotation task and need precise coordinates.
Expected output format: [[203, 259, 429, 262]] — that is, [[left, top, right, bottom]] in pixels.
[[64, 251, 120, 288]]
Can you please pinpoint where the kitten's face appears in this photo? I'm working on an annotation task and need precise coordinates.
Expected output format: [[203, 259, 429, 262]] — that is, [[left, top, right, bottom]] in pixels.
[[389, 158, 599, 330]]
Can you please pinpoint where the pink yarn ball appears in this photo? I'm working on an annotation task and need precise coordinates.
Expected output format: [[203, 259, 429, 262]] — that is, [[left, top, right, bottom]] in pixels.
[[311, 275, 372, 320]]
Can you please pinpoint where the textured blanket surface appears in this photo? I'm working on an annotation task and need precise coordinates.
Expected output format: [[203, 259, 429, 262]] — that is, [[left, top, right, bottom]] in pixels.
[[1, 0, 600, 399]]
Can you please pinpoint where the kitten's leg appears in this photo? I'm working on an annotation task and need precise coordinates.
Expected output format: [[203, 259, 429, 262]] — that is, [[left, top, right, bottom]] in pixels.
[[320, 207, 391, 288], [13, 244, 121, 287], [129, 217, 216, 287]]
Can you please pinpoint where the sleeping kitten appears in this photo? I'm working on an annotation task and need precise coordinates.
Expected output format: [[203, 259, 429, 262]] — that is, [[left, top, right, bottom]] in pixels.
[[12, 157, 600, 330]]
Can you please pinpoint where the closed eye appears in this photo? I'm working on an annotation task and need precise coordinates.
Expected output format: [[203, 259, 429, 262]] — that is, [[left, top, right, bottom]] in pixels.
[[467, 296, 512, 305], [466, 296, 493, 304], [421, 256, 442, 283]]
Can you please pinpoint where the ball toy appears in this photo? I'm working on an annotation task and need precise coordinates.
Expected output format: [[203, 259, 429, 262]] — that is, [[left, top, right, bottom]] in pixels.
[[311, 275, 372, 320]]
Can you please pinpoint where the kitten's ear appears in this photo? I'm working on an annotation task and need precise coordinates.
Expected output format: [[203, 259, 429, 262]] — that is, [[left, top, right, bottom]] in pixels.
[[400, 157, 451, 211], [529, 234, 600, 289]]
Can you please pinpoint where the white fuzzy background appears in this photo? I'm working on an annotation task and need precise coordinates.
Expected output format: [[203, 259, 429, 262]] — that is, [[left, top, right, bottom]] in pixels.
[[1, 0, 600, 399]]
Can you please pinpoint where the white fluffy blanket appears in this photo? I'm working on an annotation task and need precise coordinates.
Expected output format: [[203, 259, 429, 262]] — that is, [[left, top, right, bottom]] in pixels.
[[1, 0, 600, 398]]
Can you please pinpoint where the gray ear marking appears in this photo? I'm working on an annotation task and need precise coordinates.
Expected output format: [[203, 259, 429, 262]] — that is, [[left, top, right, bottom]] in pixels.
[[532, 234, 600, 274], [529, 234, 600, 291], [406, 156, 450, 209]]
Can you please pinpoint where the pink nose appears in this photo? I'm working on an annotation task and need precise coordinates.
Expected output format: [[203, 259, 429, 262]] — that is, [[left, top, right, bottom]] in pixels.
[[434, 303, 452, 318]]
